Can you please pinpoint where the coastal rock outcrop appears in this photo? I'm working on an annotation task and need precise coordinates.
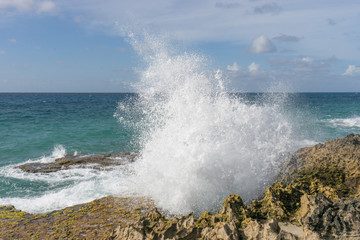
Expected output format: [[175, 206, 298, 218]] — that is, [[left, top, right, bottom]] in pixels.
[[108, 134, 360, 239], [16, 152, 139, 173], [0, 196, 154, 239], [276, 133, 360, 199], [2, 134, 360, 239]]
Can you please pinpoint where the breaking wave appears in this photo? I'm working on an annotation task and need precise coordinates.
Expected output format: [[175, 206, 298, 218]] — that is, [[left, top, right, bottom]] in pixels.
[[117, 34, 294, 215], [329, 116, 360, 129]]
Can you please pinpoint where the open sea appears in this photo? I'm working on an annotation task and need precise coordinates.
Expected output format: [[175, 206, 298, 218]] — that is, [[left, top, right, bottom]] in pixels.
[[1, 92, 359, 214], [1, 34, 360, 215]]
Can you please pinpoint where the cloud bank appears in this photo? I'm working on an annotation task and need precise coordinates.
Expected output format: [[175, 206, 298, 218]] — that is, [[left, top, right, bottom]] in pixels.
[[249, 35, 277, 54], [343, 65, 360, 76]]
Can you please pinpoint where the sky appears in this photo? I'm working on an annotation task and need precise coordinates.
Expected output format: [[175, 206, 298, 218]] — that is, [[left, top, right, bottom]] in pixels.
[[0, 0, 360, 92]]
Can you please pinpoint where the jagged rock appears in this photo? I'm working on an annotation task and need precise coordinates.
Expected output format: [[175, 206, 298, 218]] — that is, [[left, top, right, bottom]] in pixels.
[[3, 134, 360, 239], [196, 194, 247, 229], [201, 221, 239, 240], [198, 194, 246, 239], [242, 219, 280, 240], [109, 209, 201, 240], [276, 134, 360, 199], [248, 183, 302, 220], [243, 219, 321, 240], [110, 194, 247, 240], [0, 196, 154, 239], [303, 193, 360, 239], [16, 152, 139, 173]]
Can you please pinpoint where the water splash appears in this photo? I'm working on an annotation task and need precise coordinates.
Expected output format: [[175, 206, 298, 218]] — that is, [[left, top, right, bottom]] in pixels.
[[118, 34, 293, 215]]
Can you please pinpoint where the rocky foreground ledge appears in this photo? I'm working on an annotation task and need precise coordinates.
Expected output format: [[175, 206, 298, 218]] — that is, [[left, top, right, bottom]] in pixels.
[[2, 134, 360, 239]]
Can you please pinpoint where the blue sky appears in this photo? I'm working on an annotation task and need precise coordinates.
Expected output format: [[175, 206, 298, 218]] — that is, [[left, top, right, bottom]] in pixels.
[[1, 0, 360, 92]]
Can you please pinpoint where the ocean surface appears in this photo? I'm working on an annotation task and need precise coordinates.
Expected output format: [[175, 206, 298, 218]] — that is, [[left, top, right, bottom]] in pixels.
[[0, 92, 359, 214]]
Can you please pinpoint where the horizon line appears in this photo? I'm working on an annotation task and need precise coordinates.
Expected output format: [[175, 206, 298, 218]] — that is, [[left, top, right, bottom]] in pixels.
[[1, 91, 360, 94]]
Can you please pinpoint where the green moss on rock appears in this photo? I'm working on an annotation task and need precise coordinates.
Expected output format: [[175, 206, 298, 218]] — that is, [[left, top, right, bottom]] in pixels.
[[0, 196, 154, 239]]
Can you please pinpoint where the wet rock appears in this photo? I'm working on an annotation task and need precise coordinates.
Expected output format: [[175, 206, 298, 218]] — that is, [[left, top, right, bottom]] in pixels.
[[16, 152, 139, 173]]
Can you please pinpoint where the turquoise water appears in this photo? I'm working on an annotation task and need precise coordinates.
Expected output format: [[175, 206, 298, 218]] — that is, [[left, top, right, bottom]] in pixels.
[[0, 93, 137, 166], [0, 92, 359, 213]]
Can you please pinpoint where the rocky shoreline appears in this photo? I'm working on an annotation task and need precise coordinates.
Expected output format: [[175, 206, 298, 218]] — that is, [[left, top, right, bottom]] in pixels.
[[2, 134, 360, 239]]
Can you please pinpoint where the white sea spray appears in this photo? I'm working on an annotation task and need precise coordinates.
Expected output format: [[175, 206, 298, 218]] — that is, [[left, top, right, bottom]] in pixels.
[[120, 34, 294, 215]]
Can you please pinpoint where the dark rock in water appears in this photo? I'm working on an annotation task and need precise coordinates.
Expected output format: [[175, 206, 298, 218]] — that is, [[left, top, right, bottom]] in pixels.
[[3, 134, 360, 239], [16, 152, 139, 173]]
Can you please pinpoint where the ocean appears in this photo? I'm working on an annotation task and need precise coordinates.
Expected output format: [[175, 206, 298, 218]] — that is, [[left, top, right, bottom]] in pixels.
[[1, 92, 359, 214], [1, 34, 360, 215]]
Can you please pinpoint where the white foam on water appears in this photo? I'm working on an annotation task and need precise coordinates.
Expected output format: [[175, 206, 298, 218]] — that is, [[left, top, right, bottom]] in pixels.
[[119, 34, 294, 215], [0, 144, 136, 213], [1, 164, 108, 182], [329, 116, 360, 129], [0, 171, 132, 213], [25, 145, 67, 164], [0, 163, 134, 213]]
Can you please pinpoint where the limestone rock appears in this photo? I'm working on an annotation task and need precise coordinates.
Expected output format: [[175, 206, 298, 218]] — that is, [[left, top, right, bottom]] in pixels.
[[110, 194, 247, 240], [276, 134, 360, 199], [0, 196, 154, 239], [201, 221, 239, 240], [3, 134, 360, 239], [248, 183, 302, 220], [110, 209, 201, 240], [16, 152, 139, 173], [303, 194, 360, 239]]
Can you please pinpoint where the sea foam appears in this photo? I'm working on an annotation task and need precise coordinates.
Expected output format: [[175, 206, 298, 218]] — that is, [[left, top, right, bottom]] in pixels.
[[0, 145, 133, 213], [330, 116, 360, 129], [118, 34, 294, 215]]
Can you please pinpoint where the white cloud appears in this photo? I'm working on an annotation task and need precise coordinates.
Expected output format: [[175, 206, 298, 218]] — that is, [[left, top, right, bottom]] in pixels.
[[226, 56, 357, 92], [1, 0, 356, 60], [301, 57, 313, 63], [226, 61, 260, 74], [0, 0, 33, 11], [36, 1, 56, 14], [0, 0, 57, 14], [0, 50, 5, 55], [227, 62, 240, 71], [248, 62, 260, 73], [249, 35, 276, 54], [9, 38, 16, 43], [343, 65, 360, 76]]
